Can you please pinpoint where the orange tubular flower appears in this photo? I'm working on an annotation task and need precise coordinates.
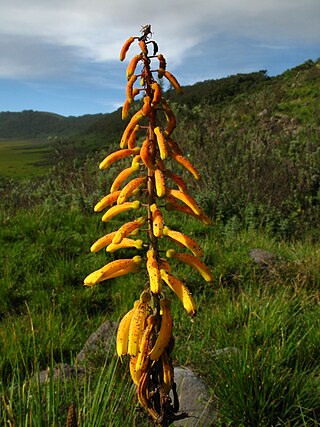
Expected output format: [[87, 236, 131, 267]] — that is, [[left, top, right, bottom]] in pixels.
[[170, 151, 201, 180], [163, 226, 204, 258], [94, 191, 121, 212], [120, 36, 135, 61], [117, 175, 147, 205], [163, 70, 183, 94], [166, 249, 214, 282], [99, 147, 140, 170], [126, 54, 143, 80], [140, 136, 155, 170], [167, 188, 202, 215], [112, 216, 146, 244], [110, 162, 140, 193]]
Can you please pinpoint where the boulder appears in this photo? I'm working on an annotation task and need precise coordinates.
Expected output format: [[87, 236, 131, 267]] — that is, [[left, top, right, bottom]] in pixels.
[[76, 320, 117, 364], [173, 366, 216, 426]]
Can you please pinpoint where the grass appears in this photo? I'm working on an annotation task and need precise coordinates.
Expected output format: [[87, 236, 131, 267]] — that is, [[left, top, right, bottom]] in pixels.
[[0, 138, 52, 178], [0, 202, 319, 425]]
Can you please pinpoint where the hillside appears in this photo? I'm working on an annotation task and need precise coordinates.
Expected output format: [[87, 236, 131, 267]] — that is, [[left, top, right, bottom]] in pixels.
[[1, 59, 319, 143]]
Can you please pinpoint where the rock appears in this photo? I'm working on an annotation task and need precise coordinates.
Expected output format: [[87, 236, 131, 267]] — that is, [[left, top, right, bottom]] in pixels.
[[173, 366, 216, 426], [37, 363, 85, 385], [249, 248, 277, 270], [213, 347, 241, 358], [76, 320, 117, 364]]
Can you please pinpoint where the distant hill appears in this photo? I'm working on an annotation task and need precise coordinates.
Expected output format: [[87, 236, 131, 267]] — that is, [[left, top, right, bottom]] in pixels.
[[0, 110, 104, 139]]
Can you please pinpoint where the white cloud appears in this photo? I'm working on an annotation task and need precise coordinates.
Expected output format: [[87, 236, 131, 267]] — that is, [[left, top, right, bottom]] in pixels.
[[0, 0, 319, 79]]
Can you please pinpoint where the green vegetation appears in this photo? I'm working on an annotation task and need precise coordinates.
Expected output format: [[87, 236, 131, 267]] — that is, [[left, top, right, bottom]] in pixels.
[[0, 59, 319, 425]]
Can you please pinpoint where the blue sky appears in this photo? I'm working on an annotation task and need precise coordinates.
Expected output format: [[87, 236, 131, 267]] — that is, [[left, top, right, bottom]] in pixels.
[[0, 0, 319, 117]]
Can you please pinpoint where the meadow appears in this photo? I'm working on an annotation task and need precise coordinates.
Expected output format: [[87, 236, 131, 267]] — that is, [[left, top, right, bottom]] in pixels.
[[0, 173, 319, 426], [0, 138, 52, 178]]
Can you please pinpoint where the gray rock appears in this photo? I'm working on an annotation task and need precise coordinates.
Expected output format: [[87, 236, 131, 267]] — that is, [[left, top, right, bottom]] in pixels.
[[213, 347, 241, 358], [173, 366, 216, 426], [36, 363, 85, 385], [77, 320, 117, 364], [249, 248, 277, 269]]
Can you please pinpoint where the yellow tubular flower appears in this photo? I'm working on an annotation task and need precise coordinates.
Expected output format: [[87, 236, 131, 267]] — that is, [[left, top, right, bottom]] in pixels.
[[120, 36, 135, 61], [162, 350, 174, 394], [94, 191, 121, 212], [154, 168, 166, 198], [126, 54, 143, 80], [150, 203, 164, 238], [128, 291, 150, 356], [117, 176, 147, 205], [102, 200, 140, 222], [90, 231, 118, 252], [112, 216, 146, 244], [163, 226, 204, 258], [116, 302, 139, 356], [151, 82, 162, 107], [167, 188, 201, 215], [84, 256, 142, 286], [106, 238, 143, 252], [148, 298, 173, 361], [103, 263, 141, 280], [160, 269, 197, 316], [166, 249, 214, 282], [129, 355, 141, 385], [110, 162, 140, 193], [99, 147, 140, 170], [154, 126, 168, 160], [135, 315, 156, 372], [146, 249, 162, 294]]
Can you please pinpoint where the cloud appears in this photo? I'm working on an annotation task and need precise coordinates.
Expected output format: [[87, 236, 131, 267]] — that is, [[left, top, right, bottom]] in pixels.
[[0, 0, 319, 80]]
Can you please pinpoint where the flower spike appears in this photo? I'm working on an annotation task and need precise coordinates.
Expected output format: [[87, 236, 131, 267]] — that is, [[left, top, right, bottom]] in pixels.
[[85, 28, 212, 425]]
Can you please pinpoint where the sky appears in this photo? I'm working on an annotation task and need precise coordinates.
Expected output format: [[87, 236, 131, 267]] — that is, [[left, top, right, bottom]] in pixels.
[[0, 0, 319, 117]]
